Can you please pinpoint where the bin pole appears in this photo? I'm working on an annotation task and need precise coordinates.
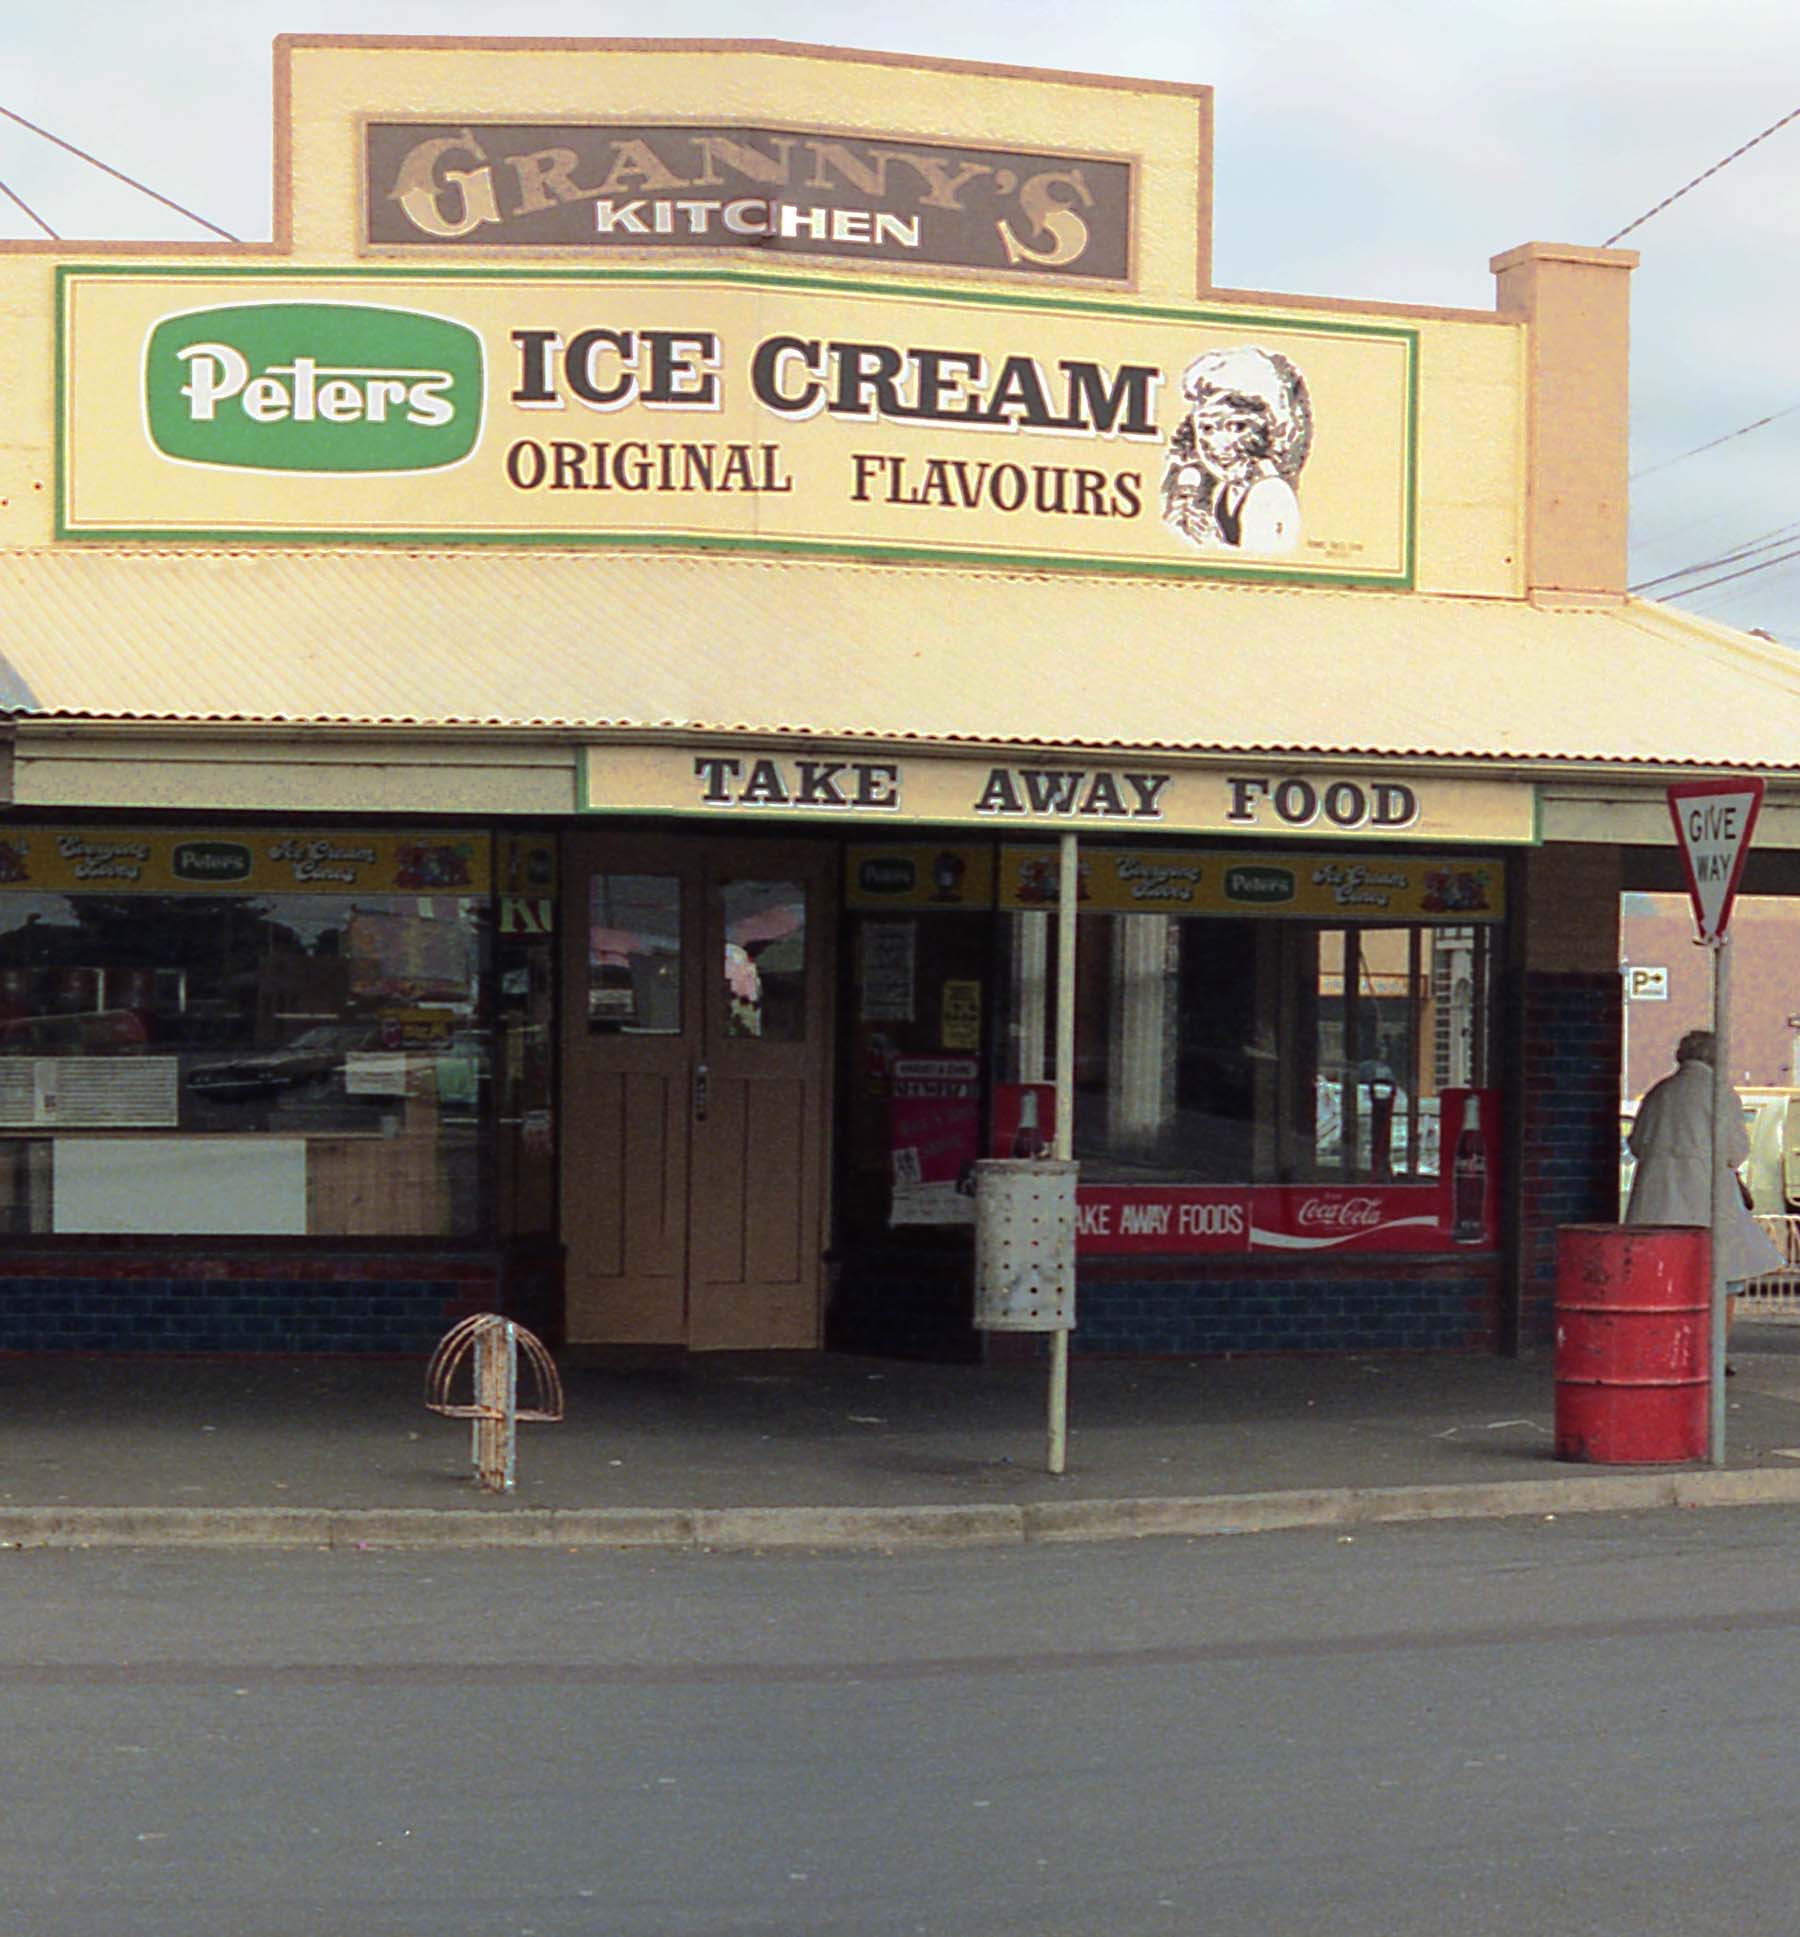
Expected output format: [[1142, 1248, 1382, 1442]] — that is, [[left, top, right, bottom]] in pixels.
[[1709, 937, 1732, 1467], [1048, 831, 1079, 1476]]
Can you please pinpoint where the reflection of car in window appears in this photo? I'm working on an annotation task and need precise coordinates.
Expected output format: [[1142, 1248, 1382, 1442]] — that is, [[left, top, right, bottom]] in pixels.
[[184, 1022, 379, 1101], [184, 1022, 488, 1117], [0, 1009, 149, 1056]]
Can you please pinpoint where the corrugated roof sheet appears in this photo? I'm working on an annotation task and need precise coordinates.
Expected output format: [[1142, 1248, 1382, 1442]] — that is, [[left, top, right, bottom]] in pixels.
[[0, 546, 1795, 768]]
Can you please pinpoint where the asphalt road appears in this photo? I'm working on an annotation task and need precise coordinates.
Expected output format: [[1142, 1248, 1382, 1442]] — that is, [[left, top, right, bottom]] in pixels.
[[8, 1508, 1800, 1936]]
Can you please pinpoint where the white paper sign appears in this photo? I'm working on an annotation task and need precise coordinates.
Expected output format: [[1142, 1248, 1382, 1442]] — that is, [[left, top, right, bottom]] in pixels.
[[861, 921, 916, 1022], [344, 1051, 410, 1096]]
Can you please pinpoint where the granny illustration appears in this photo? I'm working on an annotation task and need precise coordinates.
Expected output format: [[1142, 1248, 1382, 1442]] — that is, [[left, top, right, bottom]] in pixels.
[[1162, 345, 1313, 555]]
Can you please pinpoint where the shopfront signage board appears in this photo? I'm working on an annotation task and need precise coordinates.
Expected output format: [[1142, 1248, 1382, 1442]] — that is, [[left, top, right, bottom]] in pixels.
[[608, 749, 1534, 846], [59, 265, 1416, 587], [0, 827, 490, 895], [850, 838, 1509, 909], [997, 845, 1504, 920], [1667, 776, 1763, 944], [363, 122, 1135, 283]]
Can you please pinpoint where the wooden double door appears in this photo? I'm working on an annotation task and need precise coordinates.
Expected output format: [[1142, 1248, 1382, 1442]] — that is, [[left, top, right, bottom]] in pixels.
[[560, 833, 835, 1349]]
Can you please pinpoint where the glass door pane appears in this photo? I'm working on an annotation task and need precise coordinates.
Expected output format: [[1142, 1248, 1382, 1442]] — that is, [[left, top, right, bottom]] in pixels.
[[719, 880, 807, 1042], [587, 875, 683, 1035]]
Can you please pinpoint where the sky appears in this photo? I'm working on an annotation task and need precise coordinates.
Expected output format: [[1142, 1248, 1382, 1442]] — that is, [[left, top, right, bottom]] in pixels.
[[0, 0, 1796, 639]]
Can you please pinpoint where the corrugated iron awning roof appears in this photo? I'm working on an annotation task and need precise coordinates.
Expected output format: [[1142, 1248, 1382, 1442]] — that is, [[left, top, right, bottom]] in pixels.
[[0, 546, 1795, 769]]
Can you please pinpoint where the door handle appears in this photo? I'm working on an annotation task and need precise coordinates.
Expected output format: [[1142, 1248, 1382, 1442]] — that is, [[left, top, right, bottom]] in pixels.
[[694, 1062, 710, 1122]]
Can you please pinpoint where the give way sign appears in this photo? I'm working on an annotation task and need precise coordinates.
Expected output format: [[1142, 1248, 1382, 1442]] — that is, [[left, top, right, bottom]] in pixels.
[[1667, 776, 1765, 943]]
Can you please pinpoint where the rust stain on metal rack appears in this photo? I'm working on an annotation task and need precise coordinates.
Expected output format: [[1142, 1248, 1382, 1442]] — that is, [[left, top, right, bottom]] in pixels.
[[425, 1313, 564, 1493]]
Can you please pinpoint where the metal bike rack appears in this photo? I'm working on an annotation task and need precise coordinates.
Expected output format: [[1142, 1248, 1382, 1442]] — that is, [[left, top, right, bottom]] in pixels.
[[424, 1313, 564, 1493]]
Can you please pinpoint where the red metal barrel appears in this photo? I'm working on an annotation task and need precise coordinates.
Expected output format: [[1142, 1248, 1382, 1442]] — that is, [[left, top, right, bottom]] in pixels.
[[1554, 1224, 1709, 1463]]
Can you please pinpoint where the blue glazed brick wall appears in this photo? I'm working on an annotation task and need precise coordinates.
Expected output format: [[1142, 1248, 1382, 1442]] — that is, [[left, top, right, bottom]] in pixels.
[[0, 1253, 499, 1354], [1518, 971, 1623, 1348], [835, 1247, 1502, 1361], [1072, 1273, 1495, 1356], [827, 1248, 979, 1362]]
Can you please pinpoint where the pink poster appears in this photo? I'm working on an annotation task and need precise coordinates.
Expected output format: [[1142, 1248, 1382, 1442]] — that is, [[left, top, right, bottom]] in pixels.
[[888, 1057, 980, 1226]]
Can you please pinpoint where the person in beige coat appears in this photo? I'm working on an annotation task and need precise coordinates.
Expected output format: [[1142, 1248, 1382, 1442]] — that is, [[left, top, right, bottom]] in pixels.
[[1627, 1028, 1783, 1362]]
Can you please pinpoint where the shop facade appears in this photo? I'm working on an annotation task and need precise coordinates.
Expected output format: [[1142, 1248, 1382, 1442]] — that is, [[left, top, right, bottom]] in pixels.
[[3, 36, 1800, 1359]]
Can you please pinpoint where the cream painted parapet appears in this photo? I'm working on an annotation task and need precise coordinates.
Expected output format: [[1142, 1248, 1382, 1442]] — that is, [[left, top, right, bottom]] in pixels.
[[1490, 242, 1637, 599], [278, 37, 1215, 301]]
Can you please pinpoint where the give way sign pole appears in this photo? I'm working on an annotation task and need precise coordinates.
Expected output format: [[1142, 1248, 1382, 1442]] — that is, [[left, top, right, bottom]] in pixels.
[[1667, 775, 1765, 1465]]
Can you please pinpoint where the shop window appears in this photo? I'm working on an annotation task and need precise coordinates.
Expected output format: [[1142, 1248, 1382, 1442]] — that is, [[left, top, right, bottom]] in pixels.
[[840, 844, 993, 1236], [997, 910, 1497, 1186], [495, 833, 558, 1240], [0, 830, 495, 1239]]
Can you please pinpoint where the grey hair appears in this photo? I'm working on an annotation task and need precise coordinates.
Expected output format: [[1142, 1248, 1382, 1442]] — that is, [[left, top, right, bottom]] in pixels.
[[1675, 1028, 1716, 1066]]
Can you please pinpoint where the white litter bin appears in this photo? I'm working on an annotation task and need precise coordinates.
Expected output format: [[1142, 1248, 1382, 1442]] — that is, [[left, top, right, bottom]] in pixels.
[[973, 1158, 1077, 1332]]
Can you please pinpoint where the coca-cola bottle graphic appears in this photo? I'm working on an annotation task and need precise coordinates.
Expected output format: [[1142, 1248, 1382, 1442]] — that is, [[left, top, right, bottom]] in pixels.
[[1368, 1075, 1396, 1182], [1011, 1089, 1045, 1158], [1450, 1094, 1488, 1245]]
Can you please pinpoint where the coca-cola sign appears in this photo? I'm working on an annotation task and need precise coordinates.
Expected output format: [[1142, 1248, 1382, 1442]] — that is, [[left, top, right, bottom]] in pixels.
[[1071, 1099, 1501, 1255], [1076, 1183, 1465, 1255], [1251, 1188, 1444, 1253], [1292, 1193, 1384, 1231], [1072, 1179, 1498, 1256]]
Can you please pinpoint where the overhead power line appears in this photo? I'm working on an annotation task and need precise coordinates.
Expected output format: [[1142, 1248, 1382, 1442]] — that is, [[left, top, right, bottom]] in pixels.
[[1602, 104, 1800, 247], [0, 177, 57, 239], [1653, 542, 1800, 604], [1632, 520, 1800, 594], [1632, 399, 1800, 482], [0, 103, 236, 241]]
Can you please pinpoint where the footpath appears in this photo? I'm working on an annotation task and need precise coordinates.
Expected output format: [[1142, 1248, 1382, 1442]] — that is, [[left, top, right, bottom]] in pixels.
[[7, 1325, 1800, 1552]]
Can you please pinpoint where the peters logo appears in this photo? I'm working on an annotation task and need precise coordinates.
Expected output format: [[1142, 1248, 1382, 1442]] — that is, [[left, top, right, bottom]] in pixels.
[[858, 858, 918, 896], [144, 303, 485, 473], [172, 841, 252, 883], [1224, 866, 1296, 905]]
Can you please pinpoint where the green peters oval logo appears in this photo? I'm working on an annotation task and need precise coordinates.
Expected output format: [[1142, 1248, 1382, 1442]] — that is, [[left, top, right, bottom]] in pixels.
[[144, 303, 484, 473], [1225, 866, 1296, 904], [172, 841, 253, 882], [859, 858, 918, 895]]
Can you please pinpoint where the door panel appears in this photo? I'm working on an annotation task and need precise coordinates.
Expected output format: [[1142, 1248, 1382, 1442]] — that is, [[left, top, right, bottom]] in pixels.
[[562, 843, 699, 1343], [684, 1077, 807, 1285], [562, 833, 833, 1348], [562, 1067, 692, 1342], [742, 1079, 806, 1284]]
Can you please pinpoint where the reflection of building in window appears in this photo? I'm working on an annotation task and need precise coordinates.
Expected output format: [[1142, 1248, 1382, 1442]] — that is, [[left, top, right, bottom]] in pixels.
[[1433, 930, 1478, 1088], [1010, 911, 1050, 1085], [721, 880, 807, 1042], [1107, 915, 1176, 1142], [725, 940, 763, 1036], [587, 874, 681, 1035], [995, 908, 1498, 1188], [0, 884, 491, 1238]]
